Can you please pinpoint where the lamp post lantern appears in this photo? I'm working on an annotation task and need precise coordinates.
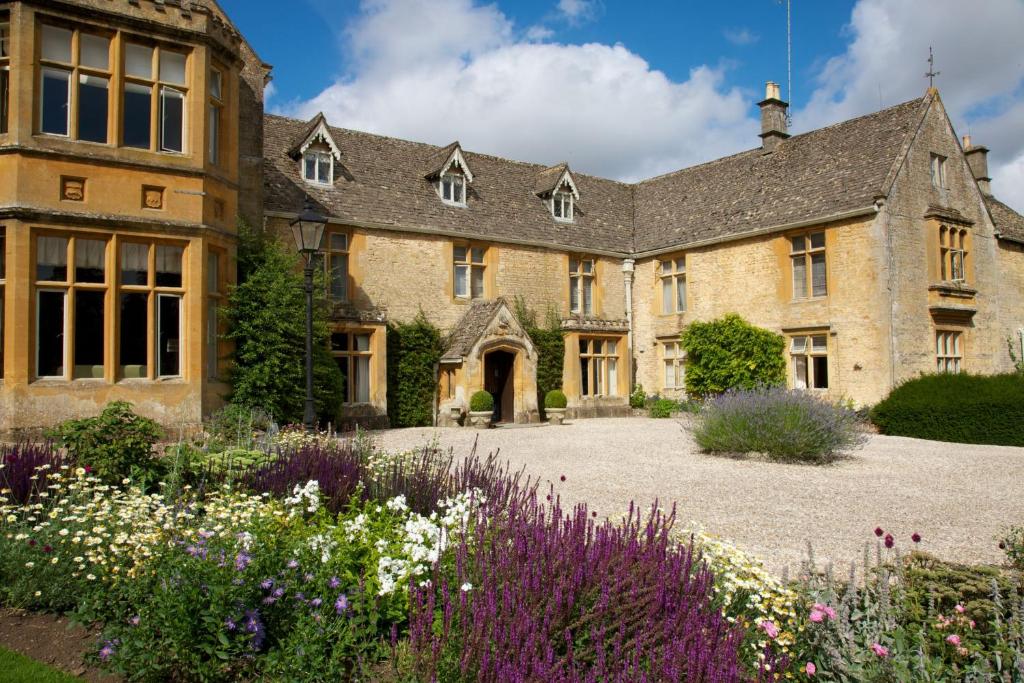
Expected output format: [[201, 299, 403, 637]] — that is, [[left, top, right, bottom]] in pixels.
[[290, 197, 328, 431]]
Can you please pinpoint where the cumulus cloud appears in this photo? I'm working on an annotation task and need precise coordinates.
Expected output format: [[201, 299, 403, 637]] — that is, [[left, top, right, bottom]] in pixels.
[[723, 28, 759, 46], [283, 0, 756, 181], [557, 0, 596, 24], [795, 0, 1024, 210]]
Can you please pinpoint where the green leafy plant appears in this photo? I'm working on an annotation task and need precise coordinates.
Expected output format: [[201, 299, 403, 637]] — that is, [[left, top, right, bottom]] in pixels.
[[629, 383, 646, 409], [224, 222, 344, 425], [544, 389, 567, 409], [46, 401, 164, 486], [512, 297, 565, 419], [205, 403, 274, 452], [681, 314, 785, 397], [469, 391, 495, 413], [648, 398, 677, 418], [1008, 334, 1024, 374], [870, 373, 1024, 446], [386, 313, 443, 428], [999, 526, 1024, 570]]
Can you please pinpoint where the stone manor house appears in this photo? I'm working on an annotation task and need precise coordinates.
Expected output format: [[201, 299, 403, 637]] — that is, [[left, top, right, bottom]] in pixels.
[[1, 0, 1023, 431]]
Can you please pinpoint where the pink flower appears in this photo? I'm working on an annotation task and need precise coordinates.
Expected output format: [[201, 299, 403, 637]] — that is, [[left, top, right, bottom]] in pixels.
[[758, 620, 779, 639], [884, 533, 895, 549], [874, 527, 884, 537], [805, 662, 816, 676], [814, 602, 837, 620], [809, 610, 824, 623], [911, 532, 922, 543], [969, 620, 976, 629], [954, 604, 965, 614], [946, 634, 961, 646], [870, 643, 889, 658]]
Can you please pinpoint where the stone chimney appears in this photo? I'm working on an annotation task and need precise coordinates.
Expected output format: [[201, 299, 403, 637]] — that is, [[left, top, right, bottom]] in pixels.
[[758, 81, 789, 152], [962, 135, 991, 196]]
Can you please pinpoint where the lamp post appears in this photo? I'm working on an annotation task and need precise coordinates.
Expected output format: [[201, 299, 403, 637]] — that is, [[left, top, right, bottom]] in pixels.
[[290, 198, 328, 431]]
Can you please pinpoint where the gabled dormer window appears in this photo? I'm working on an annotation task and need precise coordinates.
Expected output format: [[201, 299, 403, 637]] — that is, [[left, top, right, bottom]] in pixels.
[[552, 191, 574, 222], [303, 150, 333, 185], [440, 171, 466, 206]]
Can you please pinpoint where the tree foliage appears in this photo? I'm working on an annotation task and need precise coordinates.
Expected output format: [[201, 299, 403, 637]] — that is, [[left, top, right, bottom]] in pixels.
[[386, 313, 443, 428], [680, 314, 786, 397], [224, 223, 345, 425]]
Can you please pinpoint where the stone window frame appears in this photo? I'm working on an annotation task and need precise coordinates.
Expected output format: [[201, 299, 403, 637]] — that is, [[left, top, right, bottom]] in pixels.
[[938, 224, 968, 283], [790, 332, 829, 390], [569, 256, 595, 315], [790, 230, 827, 300], [38, 23, 114, 143], [330, 329, 373, 405], [32, 231, 110, 381], [452, 242, 486, 301], [936, 330, 962, 374], [439, 170, 467, 207], [579, 336, 620, 397], [661, 339, 685, 390], [659, 255, 687, 314], [117, 238, 187, 381], [1, 21, 10, 136], [930, 152, 947, 189]]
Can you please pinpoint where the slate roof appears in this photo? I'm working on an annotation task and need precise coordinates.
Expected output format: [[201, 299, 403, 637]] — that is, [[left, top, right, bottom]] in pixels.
[[442, 299, 504, 361], [263, 117, 635, 254], [986, 196, 1024, 243], [265, 92, 1023, 255]]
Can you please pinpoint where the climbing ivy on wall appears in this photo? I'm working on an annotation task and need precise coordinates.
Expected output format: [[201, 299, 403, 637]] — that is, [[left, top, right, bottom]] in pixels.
[[386, 313, 443, 428], [513, 297, 566, 417], [680, 314, 786, 397]]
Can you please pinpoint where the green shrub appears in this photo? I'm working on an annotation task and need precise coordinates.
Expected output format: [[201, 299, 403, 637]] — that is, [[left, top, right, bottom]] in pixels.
[[469, 391, 494, 412], [544, 389, 567, 409], [648, 398, 677, 418], [386, 313, 443, 428], [629, 383, 646, 409], [693, 386, 867, 463], [512, 297, 565, 419], [46, 401, 164, 486], [205, 403, 273, 451], [870, 373, 1024, 445], [1001, 526, 1024, 570], [680, 314, 785, 397]]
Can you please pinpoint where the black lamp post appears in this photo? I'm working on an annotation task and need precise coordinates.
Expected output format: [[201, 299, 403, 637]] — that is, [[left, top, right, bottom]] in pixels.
[[290, 198, 328, 431]]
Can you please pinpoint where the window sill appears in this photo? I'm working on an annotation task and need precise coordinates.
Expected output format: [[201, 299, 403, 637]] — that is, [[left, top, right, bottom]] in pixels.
[[658, 311, 688, 318], [790, 295, 828, 304], [440, 200, 468, 208], [553, 217, 574, 224], [929, 282, 976, 298]]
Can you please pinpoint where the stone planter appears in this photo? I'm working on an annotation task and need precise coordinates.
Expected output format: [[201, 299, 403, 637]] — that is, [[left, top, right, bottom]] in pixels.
[[546, 408, 566, 425], [467, 410, 493, 429]]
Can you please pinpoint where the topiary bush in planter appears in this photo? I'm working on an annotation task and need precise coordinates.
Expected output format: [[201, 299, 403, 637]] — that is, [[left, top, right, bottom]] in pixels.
[[469, 391, 495, 413], [544, 389, 567, 409]]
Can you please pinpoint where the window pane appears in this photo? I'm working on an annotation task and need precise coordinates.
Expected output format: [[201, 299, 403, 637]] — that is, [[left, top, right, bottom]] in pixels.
[[159, 51, 187, 85], [317, 155, 330, 184], [355, 333, 370, 352], [792, 255, 807, 298], [125, 44, 154, 79], [73, 290, 105, 377], [333, 355, 349, 401], [470, 265, 484, 298], [553, 197, 563, 218], [791, 336, 806, 353], [453, 246, 467, 263], [119, 293, 148, 377], [582, 278, 593, 315], [0, 23, 9, 58], [676, 363, 685, 389], [354, 356, 370, 403], [675, 258, 685, 272], [330, 233, 348, 251], [155, 245, 183, 287], [663, 343, 675, 359], [579, 338, 588, 355], [75, 239, 105, 283], [606, 339, 617, 354], [951, 251, 964, 281], [810, 232, 825, 249], [442, 177, 452, 200], [304, 155, 316, 180], [811, 335, 827, 352], [37, 236, 68, 281], [570, 277, 579, 312], [812, 355, 829, 389], [471, 247, 485, 264], [582, 260, 593, 274], [676, 277, 686, 312], [662, 278, 672, 314], [41, 25, 72, 62], [454, 264, 468, 297], [210, 69, 222, 100], [37, 290, 66, 377], [41, 68, 70, 135], [330, 333, 349, 352], [123, 82, 152, 149], [592, 340, 603, 354], [569, 258, 579, 273], [330, 254, 348, 300], [661, 260, 673, 274], [207, 252, 219, 293], [0, 234, 4, 279], [80, 33, 110, 70], [594, 357, 603, 394], [580, 357, 589, 395], [790, 235, 805, 253], [607, 358, 617, 396], [811, 253, 827, 297], [1, 69, 9, 135], [159, 87, 184, 153], [121, 243, 149, 285], [208, 105, 220, 164], [793, 355, 808, 389], [157, 294, 181, 376], [664, 360, 674, 387], [78, 74, 109, 143]]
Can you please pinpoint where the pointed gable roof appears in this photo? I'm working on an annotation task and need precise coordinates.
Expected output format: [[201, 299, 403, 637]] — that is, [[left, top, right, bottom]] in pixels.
[[534, 163, 580, 199], [286, 112, 342, 161], [424, 141, 474, 182], [441, 298, 534, 362]]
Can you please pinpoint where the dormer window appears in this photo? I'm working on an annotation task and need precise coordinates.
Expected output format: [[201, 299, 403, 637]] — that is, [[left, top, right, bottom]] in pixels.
[[303, 150, 333, 185], [552, 190, 574, 222], [440, 171, 466, 206]]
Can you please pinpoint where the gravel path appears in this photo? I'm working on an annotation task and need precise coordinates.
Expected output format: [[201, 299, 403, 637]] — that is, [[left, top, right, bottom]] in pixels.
[[370, 417, 1024, 576]]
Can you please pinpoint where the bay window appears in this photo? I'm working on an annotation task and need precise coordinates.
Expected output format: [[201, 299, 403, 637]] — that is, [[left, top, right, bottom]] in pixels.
[[579, 337, 619, 397], [938, 225, 967, 282]]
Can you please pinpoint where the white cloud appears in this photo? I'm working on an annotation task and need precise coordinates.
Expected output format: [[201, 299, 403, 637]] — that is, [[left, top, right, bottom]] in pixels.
[[283, 0, 757, 181], [723, 27, 759, 46], [557, 0, 596, 24], [796, 0, 1024, 211]]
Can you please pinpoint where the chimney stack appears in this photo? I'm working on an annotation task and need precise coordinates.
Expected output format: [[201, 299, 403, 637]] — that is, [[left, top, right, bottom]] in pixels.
[[759, 81, 789, 152], [962, 135, 992, 196]]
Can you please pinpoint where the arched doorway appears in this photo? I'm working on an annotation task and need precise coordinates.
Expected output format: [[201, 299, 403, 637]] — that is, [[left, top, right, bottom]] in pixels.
[[484, 349, 516, 424]]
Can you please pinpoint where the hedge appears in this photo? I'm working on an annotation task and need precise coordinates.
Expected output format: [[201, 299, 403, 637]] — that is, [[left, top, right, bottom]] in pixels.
[[386, 314, 443, 428], [870, 373, 1024, 445]]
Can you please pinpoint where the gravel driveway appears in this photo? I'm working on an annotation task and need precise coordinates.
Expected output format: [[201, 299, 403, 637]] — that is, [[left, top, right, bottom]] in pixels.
[[371, 417, 1024, 576]]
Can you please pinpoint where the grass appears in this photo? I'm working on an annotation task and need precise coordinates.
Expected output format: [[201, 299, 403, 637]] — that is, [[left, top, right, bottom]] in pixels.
[[0, 646, 80, 682]]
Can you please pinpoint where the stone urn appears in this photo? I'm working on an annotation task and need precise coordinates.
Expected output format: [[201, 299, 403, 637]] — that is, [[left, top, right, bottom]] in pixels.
[[546, 408, 566, 425], [467, 411, 492, 429]]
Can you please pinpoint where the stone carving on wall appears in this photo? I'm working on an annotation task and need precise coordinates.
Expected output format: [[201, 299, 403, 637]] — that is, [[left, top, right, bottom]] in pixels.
[[61, 177, 85, 202], [143, 186, 165, 210]]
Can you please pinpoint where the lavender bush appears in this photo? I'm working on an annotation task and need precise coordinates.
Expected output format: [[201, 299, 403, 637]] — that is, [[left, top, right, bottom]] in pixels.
[[693, 387, 867, 463], [407, 490, 780, 682]]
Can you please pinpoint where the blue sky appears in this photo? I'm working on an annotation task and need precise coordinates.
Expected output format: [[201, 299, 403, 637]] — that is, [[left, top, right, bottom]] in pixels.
[[219, 0, 1024, 209]]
